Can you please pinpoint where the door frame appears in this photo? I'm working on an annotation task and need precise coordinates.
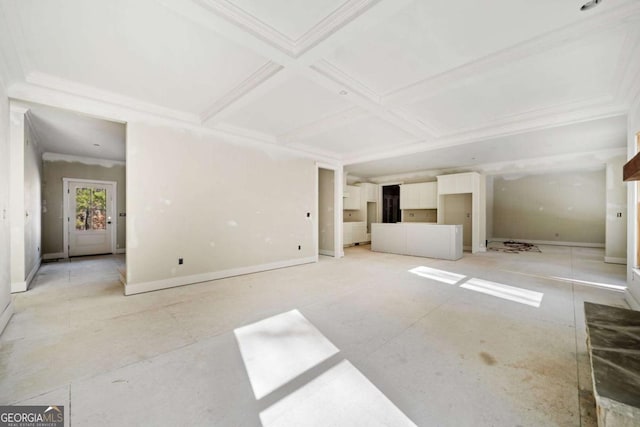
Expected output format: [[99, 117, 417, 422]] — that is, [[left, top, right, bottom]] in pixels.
[[315, 162, 343, 259], [63, 178, 117, 258]]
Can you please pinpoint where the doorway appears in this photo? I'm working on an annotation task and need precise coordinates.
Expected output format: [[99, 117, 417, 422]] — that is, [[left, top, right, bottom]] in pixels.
[[382, 185, 401, 223], [441, 193, 473, 250], [318, 168, 336, 257], [64, 179, 117, 257]]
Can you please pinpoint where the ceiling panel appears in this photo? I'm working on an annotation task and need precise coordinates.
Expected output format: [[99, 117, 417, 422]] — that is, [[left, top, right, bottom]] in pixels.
[[224, 75, 353, 136], [295, 115, 417, 155], [345, 115, 627, 178], [228, 0, 347, 40], [12, 0, 268, 114], [327, 0, 614, 95], [403, 28, 627, 134]]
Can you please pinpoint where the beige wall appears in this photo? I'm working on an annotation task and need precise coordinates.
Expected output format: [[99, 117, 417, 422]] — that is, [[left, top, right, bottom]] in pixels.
[[318, 168, 335, 255], [605, 156, 627, 263], [24, 118, 42, 279], [402, 209, 437, 223], [493, 170, 605, 244], [126, 122, 316, 289], [42, 160, 126, 255], [441, 194, 472, 247], [0, 80, 11, 333]]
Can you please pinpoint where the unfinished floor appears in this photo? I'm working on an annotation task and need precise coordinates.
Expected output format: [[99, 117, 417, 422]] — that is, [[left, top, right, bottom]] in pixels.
[[0, 245, 629, 426]]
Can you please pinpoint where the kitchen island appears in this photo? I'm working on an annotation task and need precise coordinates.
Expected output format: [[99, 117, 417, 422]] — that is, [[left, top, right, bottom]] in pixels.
[[371, 223, 463, 260]]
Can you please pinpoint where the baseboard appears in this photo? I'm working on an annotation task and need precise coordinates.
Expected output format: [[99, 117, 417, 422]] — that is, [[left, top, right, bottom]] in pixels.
[[491, 237, 605, 248], [0, 302, 14, 336], [125, 256, 317, 296], [604, 257, 627, 265], [319, 249, 335, 257], [11, 281, 26, 293], [625, 289, 640, 311], [43, 252, 65, 260], [25, 257, 41, 290], [116, 248, 126, 254]]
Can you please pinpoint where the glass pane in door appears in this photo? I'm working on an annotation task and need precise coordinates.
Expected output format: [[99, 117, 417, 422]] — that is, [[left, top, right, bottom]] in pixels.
[[75, 187, 107, 231]]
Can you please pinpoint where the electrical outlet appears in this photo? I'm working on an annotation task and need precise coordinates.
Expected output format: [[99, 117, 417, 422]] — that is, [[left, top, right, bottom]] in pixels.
[[617, 212, 623, 218], [178, 257, 184, 265]]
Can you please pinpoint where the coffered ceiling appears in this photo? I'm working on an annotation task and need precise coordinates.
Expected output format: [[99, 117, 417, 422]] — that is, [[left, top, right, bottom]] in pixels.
[[1, 0, 639, 177]]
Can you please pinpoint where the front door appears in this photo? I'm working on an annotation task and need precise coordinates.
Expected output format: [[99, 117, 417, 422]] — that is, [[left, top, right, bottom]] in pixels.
[[68, 181, 114, 256]]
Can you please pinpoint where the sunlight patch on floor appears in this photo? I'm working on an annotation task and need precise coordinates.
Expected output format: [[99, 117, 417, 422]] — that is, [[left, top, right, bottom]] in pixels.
[[461, 278, 544, 308], [234, 309, 339, 399], [408, 266, 466, 285], [260, 360, 416, 427]]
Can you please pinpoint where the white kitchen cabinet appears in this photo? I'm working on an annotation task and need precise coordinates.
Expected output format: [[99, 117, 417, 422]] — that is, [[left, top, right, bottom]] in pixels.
[[344, 185, 361, 210], [371, 223, 463, 260], [360, 183, 378, 202], [437, 173, 475, 195], [343, 221, 368, 246], [400, 182, 437, 209]]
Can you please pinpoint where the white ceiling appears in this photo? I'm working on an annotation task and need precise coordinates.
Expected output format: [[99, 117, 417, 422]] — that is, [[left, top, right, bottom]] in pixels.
[[27, 106, 126, 162], [0, 0, 638, 176]]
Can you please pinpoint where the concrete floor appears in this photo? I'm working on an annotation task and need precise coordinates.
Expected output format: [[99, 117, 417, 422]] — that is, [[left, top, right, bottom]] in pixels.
[[0, 244, 629, 426]]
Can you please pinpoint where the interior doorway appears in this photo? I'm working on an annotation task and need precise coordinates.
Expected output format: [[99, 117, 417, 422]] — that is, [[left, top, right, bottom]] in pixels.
[[382, 185, 401, 223], [316, 165, 342, 257], [64, 179, 117, 257], [441, 193, 473, 251]]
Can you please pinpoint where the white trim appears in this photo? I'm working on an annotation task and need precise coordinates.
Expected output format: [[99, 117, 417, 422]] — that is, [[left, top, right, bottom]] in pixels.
[[491, 237, 605, 248], [625, 288, 640, 311], [604, 257, 627, 265], [11, 281, 26, 293], [43, 152, 125, 167], [124, 256, 316, 295], [116, 248, 126, 254], [0, 302, 14, 336], [63, 178, 118, 258], [25, 257, 41, 290], [319, 249, 335, 256], [43, 252, 65, 260]]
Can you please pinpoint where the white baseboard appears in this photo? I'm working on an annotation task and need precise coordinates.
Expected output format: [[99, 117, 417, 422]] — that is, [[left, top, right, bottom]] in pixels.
[[625, 289, 640, 310], [0, 302, 14, 336], [116, 248, 126, 254], [604, 257, 627, 265], [319, 249, 335, 257], [25, 257, 41, 290], [125, 256, 317, 296], [491, 237, 605, 248], [11, 281, 26, 293], [43, 252, 64, 260]]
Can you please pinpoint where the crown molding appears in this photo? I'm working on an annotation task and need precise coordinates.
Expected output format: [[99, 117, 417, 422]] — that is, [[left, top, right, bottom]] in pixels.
[[362, 148, 625, 183], [8, 82, 342, 165], [26, 72, 201, 124], [343, 99, 627, 166], [42, 152, 126, 167], [196, 0, 380, 57], [311, 60, 380, 102], [200, 61, 283, 122], [384, 2, 640, 106]]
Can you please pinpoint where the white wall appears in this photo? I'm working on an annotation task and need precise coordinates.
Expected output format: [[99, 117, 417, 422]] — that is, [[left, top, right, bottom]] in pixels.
[[492, 170, 605, 245], [0, 79, 13, 334], [125, 122, 316, 294], [23, 117, 41, 283], [318, 168, 335, 255], [605, 156, 627, 264], [628, 101, 640, 307]]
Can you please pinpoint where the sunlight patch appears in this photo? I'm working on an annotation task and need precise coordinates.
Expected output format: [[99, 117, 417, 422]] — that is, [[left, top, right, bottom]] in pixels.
[[461, 278, 543, 307], [409, 266, 466, 285], [234, 310, 339, 400], [260, 360, 416, 427]]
